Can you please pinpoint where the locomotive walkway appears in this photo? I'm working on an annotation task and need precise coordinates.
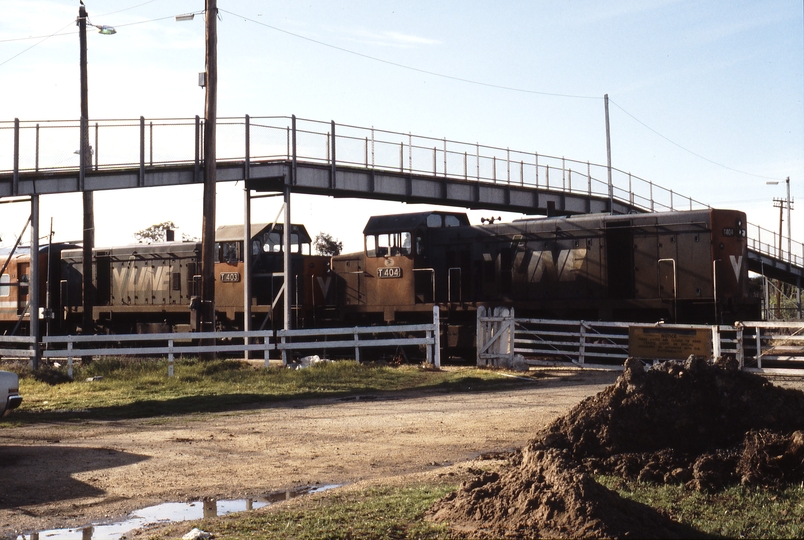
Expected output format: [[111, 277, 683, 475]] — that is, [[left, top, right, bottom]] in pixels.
[[1, 115, 802, 287]]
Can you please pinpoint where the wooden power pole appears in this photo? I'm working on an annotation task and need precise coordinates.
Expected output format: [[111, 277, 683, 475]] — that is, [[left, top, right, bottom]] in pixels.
[[201, 0, 218, 338], [78, 4, 95, 335]]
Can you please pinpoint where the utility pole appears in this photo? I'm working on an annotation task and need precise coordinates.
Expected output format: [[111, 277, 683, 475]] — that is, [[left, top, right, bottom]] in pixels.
[[78, 4, 95, 335], [201, 0, 218, 339], [772, 177, 794, 319], [604, 94, 613, 215], [785, 176, 793, 259]]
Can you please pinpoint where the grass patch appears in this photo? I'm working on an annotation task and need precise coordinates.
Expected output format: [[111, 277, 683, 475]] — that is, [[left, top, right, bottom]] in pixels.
[[146, 483, 457, 540], [3, 358, 531, 423], [597, 476, 804, 538], [135, 475, 804, 539]]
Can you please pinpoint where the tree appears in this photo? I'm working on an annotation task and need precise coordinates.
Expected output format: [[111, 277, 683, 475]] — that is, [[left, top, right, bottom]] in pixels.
[[314, 232, 343, 256], [135, 221, 177, 244]]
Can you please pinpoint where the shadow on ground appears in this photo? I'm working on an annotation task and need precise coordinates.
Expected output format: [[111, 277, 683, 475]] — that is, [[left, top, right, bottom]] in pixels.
[[0, 445, 148, 509]]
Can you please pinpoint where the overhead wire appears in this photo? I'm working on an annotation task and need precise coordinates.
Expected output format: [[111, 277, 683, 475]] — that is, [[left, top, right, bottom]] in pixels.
[[219, 8, 600, 101], [608, 98, 782, 181], [0, 20, 76, 68]]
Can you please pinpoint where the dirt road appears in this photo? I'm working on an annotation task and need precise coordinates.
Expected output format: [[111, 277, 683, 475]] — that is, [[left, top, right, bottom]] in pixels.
[[0, 369, 619, 537]]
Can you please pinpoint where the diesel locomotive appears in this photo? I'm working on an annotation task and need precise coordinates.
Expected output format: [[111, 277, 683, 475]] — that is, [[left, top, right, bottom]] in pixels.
[[2, 208, 761, 355], [329, 208, 760, 351], [0, 223, 329, 335]]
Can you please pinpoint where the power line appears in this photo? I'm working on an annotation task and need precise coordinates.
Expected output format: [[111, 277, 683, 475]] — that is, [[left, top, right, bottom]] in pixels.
[[608, 99, 782, 181], [0, 20, 75, 68], [219, 8, 600, 101]]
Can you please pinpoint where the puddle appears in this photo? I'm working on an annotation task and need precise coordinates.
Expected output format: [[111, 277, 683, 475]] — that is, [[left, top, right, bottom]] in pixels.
[[17, 485, 340, 540]]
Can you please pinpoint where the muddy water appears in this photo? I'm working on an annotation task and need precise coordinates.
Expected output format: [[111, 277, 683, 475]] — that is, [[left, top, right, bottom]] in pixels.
[[18, 485, 340, 540]]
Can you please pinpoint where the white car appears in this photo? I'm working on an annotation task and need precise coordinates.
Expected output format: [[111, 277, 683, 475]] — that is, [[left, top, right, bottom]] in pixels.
[[0, 370, 22, 418]]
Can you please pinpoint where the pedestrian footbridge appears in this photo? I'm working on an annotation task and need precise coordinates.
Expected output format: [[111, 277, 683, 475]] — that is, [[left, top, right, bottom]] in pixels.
[[1, 114, 802, 287]]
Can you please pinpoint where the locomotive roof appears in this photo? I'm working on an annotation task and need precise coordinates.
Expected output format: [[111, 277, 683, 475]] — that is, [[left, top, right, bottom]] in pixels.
[[363, 211, 470, 234], [0, 242, 80, 257], [511, 209, 732, 227], [215, 223, 312, 243]]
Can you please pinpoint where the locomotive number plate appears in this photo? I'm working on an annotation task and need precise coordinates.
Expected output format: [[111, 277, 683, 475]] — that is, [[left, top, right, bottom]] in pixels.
[[377, 267, 402, 278], [220, 272, 241, 283]]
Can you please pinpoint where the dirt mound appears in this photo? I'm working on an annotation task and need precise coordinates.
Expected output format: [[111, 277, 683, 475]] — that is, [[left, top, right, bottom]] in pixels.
[[428, 358, 804, 538]]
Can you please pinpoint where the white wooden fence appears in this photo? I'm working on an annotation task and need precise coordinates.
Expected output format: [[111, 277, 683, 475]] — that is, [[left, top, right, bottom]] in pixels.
[[0, 307, 440, 376], [477, 308, 804, 374]]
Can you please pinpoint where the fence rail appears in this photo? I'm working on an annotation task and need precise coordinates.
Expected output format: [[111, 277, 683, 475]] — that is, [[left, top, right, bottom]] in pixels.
[[3, 115, 801, 268]]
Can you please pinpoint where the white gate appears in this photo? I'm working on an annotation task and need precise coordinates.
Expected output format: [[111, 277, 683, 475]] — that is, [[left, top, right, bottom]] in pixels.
[[476, 306, 516, 367]]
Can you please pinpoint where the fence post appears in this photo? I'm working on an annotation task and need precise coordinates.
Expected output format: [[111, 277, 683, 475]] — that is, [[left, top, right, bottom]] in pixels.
[[433, 305, 441, 369], [579, 321, 587, 365], [67, 341, 74, 380], [354, 327, 360, 364], [426, 329, 432, 366], [168, 338, 175, 377], [735, 324, 744, 369], [508, 307, 515, 366], [281, 334, 288, 366], [476, 306, 485, 367], [755, 326, 762, 369], [711, 326, 720, 360]]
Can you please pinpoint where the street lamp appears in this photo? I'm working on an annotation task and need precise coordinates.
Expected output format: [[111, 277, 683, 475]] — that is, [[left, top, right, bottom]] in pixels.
[[78, 3, 115, 335]]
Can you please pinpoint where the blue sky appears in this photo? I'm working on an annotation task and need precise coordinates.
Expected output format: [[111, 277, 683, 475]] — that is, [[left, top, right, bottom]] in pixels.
[[1, 0, 802, 253]]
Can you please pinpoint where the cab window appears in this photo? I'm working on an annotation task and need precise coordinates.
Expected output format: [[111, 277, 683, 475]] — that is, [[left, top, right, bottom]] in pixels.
[[0, 274, 9, 297], [216, 241, 241, 263], [366, 232, 411, 257], [262, 232, 302, 253], [264, 232, 281, 252]]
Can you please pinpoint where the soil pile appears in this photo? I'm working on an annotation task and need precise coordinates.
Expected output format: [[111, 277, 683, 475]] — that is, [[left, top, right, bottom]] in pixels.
[[429, 358, 804, 538]]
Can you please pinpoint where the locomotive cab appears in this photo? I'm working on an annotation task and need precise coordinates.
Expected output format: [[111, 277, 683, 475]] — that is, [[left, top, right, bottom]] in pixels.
[[332, 211, 469, 323], [214, 223, 329, 330]]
